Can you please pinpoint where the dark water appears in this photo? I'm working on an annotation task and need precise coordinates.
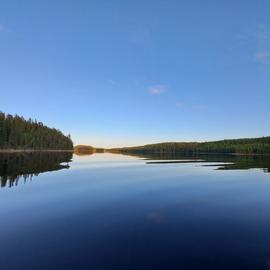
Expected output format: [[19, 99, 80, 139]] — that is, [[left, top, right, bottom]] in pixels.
[[1, 152, 270, 269]]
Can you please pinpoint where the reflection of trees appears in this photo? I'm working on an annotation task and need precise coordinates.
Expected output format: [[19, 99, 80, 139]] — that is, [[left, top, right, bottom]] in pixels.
[[74, 149, 95, 156], [114, 152, 270, 173], [74, 146, 105, 156], [0, 152, 73, 188], [215, 156, 270, 172]]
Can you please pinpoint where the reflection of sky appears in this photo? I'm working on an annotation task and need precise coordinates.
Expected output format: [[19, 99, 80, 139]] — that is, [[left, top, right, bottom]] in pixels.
[[71, 153, 146, 170], [0, 153, 270, 268]]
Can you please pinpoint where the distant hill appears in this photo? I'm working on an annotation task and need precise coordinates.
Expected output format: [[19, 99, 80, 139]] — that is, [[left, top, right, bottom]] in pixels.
[[110, 137, 270, 155], [74, 145, 105, 155], [74, 145, 95, 155], [0, 112, 73, 150]]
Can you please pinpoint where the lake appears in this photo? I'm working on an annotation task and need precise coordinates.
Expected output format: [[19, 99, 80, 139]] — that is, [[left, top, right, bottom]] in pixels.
[[1, 152, 270, 269]]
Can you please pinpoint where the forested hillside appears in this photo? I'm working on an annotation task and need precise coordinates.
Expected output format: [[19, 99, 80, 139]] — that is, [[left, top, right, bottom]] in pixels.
[[0, 112, 73, 150], [111, 137, 270, 155]]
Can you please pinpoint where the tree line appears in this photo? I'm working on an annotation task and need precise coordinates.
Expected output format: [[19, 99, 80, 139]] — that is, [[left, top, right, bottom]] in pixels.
[[0, 112, 73, 150], [111, 137, 270, 155]]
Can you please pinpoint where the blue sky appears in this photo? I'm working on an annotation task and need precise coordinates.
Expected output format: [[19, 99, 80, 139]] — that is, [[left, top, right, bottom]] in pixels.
[[1, 1, 270, 147]]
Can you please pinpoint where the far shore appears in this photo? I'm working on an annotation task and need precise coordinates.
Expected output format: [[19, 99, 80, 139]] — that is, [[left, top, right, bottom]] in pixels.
[[108, 151, 270, 157], [0, 149, 270, 157], [0, 149, 74, 153]]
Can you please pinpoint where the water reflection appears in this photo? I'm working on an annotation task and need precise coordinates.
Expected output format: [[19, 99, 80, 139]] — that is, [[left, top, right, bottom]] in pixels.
[[74, 148, 105, 156], [120, 152, 270, 173], [1, 151, 270, 188], [74, 148, 95, 156], [0, 152, 73, 187], [1, 152, 270, 269]]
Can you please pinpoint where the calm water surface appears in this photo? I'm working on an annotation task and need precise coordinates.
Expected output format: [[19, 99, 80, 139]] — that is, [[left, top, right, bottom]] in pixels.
[[1, 152, 270, 269]]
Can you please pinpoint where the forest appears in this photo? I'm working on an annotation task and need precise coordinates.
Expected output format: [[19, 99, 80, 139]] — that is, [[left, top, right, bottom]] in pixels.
[[0, 112, 73, 150], [111, 137, 270, 155]]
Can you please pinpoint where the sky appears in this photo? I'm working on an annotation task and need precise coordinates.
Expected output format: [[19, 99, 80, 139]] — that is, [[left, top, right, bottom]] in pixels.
[[1, 1, 270, 147]]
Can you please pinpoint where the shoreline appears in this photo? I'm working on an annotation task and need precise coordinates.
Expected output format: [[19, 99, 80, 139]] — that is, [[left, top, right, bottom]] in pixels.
[[112, 151, 270, 157], [0, 149, 74, 153], [1, 149, 270, 157]]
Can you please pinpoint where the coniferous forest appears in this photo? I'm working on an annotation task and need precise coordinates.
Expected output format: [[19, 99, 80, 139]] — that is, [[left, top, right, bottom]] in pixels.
[[111, 137, 270, 155], [0, 112, 73, 150]]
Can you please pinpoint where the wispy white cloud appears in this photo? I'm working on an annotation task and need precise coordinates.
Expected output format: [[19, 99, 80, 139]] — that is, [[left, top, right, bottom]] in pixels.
[[148, 85, 167, 95], [192, 104, 208, 112], [176, 102, 207, 112], [255, 51, 270, 64], [236, 24, 270, 65], [254, 24, 270, 65], [130, 25, 150, 45], [176, 102, 185, 108], [256, 24, 270, 45], [108, 79, 117, 85], [0, 24, 7, 33]]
